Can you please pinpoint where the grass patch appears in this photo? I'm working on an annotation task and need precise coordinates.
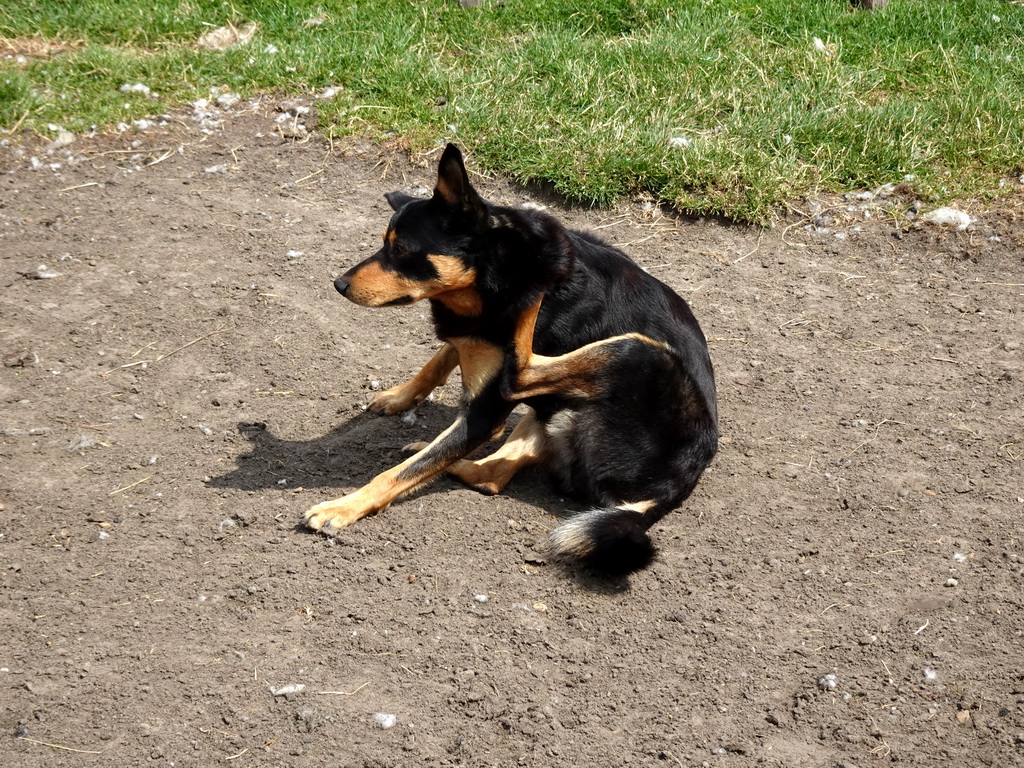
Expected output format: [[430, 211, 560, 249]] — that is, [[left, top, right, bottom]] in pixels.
[[2, 0, 1022, 221]]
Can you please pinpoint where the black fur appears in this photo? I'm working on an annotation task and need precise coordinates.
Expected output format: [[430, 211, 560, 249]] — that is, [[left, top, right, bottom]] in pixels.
[[332, 144, 718, 576]]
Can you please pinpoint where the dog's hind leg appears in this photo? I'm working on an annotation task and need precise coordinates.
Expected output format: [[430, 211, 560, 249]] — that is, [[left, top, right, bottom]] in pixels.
[[369, 343, 459, 414], [508, 295, 670, 401], [443, 408, 547, 495], [513, 333, 670, 400]]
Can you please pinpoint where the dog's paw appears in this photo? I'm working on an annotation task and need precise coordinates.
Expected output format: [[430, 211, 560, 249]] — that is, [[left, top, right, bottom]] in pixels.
[[303, 492, 378, 532], [368, 386, 421, 415]]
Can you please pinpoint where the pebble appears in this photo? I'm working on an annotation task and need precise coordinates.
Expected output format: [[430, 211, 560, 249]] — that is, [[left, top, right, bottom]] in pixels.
[[66, 435, 96, 452], [473, 594, 489, 603], [196, 423, 213, 436], [373, 712, 397, 729], [269, 683, 305, 699], [952, 552, 968, 563], [945, 578, 959, 587], [818, 673, 838, 691]]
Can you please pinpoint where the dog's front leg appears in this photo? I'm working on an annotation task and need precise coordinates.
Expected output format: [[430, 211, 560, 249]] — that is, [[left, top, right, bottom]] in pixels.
[[303, 389, 513, 532], [369, 343, 459, 414], [304, 419, 469, 532]]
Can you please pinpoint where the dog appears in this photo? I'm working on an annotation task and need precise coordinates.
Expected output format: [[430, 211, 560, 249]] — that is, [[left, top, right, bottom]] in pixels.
[[303, 144, 718, 576]]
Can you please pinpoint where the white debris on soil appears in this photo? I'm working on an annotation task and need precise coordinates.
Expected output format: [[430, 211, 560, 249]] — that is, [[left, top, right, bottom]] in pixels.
[[66, 435, 96, 452], [285, 249, 304, 258], [923, 667, 938, 681], [196, 423, 214, 436], [372, 713, 397, 730], [668, 136, 692, 149], [215, 92, 241, 108], [952, 552, 969, 563], [269, 683, 305, 699], [218, 518, 236, 533], [204, 164, 228, 174], [922, 207, 974, 230], [473, 594, 489, 603], [818, 673, 838, 691], [945, 577, 959, 587], [47, 130, 75, 151], [0, 427, 50, 437], [25, 264, 61, 279], [401, 410, 418, 426]]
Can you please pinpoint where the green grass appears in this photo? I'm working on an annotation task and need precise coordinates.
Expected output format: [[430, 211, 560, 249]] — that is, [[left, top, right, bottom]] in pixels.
[[2, 0, 1023, 222]]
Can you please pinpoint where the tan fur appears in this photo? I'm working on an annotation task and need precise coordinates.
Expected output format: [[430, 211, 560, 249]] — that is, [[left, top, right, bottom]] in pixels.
[[344, 254, 479, 310], [369, 343, 459, 414], [444, 409, 548, 495], [448, 337, 504, 397]]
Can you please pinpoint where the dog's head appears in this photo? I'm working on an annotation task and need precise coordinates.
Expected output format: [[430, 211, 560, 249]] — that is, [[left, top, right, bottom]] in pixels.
[[334, 144, 487, 314]]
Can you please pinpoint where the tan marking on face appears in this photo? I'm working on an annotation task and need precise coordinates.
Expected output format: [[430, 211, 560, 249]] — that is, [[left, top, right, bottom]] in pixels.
[[427, 254, 482, 316], [344, 260, 423, 306], [449, 337, 504, 397], [343, 254, 479, 310], [386, 229, 397, 244]]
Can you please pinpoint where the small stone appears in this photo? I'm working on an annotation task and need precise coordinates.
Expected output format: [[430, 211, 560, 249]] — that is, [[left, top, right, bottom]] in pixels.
[[66, 435, 96, 452], [269, 683, 305, 700], [473, 594, 488, 603], [373, 712, 397, 729], [945, 578, 959, 587], [818, 673, 838, 691]]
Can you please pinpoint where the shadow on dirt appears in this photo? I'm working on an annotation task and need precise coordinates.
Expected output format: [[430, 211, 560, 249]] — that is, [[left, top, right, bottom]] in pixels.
[[208, 406, 636, 592]]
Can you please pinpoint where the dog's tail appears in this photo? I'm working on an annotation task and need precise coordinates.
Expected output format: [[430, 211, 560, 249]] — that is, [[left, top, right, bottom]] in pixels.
[[548, 507, 660, 576]]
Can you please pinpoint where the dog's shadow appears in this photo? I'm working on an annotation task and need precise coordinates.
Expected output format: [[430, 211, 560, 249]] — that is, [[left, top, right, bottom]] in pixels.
[[207, 404, 632, 593]]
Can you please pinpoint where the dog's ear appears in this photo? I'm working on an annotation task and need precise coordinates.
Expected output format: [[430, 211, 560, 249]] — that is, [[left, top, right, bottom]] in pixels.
[[434, 144, 486, 222], [385, 191, 417, 212]]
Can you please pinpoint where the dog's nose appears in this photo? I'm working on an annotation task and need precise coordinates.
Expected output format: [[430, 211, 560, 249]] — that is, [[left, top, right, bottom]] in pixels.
[[334, 276, 350, 296]]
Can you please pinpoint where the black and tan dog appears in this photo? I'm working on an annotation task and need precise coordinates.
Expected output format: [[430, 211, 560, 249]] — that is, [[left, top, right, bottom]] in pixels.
[[303, 144, 718, 576]]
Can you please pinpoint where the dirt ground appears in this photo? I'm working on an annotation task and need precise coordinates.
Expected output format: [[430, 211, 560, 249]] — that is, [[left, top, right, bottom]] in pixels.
[[2, 94, 1023, 768]]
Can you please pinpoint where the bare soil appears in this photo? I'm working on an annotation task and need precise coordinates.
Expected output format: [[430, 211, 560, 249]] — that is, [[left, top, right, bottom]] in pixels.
[[2, 96, 1023, 767]]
